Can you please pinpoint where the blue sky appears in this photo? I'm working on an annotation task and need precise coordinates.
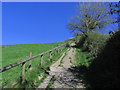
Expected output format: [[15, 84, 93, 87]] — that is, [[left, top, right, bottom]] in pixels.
[[2, 2, 79, 45], [2, 2, 118, 45]]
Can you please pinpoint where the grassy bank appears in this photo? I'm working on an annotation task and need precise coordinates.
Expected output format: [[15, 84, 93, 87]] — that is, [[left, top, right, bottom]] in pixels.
[[74, 48, 94, 67]]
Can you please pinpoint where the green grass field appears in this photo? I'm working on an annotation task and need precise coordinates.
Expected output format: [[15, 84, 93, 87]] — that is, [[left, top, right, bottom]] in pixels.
[[2, 42, 63, 67], [1, 42, 67, 88]]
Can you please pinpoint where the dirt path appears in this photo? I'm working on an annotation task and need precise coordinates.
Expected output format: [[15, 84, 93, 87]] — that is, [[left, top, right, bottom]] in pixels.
[[50, 46, 85, 88], [37, 43, 85, 89]]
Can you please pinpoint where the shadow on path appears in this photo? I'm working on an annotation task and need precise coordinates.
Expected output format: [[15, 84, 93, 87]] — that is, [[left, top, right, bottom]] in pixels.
[[68, 65, 88, 88]]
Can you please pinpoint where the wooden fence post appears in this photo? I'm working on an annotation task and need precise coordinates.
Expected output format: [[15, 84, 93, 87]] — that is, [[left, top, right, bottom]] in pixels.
[[60, 48, 62, 52], [28, 52, 32, 69], [49, 51, 52, 60], [54, 49, 56, 55], [53, 50, 55, 56], [21, 62, 26, 84], [59, 48, 61, 52], [40, 55, 43, 67], [63, 46, 65, 49], [57, 49, 59, 53], [56, 49, 58, 54]]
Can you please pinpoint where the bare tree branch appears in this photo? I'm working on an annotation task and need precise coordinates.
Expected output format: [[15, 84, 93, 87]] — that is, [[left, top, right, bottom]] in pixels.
[[67, 2, 111, 35]]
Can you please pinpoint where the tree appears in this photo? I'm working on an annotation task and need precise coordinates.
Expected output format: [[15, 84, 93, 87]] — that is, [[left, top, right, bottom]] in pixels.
[[107, 1, 120, 34], [109, 1, 120, 24], [67, 2, 111, 36]]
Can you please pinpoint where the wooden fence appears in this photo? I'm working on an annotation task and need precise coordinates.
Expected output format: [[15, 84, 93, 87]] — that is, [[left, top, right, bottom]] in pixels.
[[0, 43, 68, 85]]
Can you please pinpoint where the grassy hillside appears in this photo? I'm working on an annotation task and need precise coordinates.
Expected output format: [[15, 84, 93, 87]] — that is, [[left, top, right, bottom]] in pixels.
[[1, 42, 67, 88], [2, 42, 63, 67]]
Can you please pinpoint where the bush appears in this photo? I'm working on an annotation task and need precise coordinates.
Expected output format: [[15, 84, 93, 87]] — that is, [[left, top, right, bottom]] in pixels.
[[74, 33, 87, 48], [83, 32, 110, 56], [75, 32, 110, 56]]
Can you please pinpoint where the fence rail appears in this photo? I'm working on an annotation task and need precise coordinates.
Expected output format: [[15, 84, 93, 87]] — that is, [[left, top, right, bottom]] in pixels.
[[0, 43, 67, 73]]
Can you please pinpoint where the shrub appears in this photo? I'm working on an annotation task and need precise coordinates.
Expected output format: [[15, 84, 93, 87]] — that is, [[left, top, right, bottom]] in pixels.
[[75, 32, 110, 56], [82, 32, 110, 56], [74, 33, 87, 48]]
